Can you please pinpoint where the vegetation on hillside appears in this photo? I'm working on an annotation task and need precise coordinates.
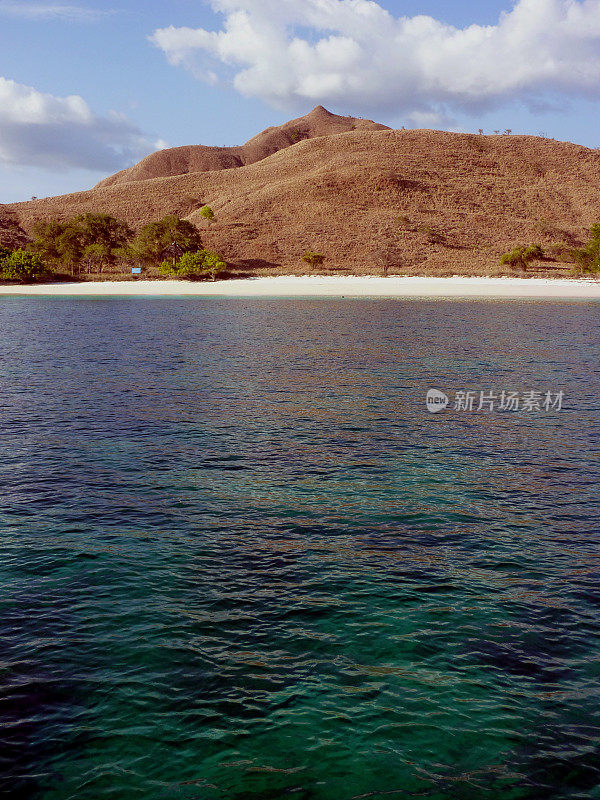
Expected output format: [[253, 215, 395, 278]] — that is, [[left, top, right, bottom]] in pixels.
[[499, 227, 600, 275], [199, 205, 215, 222]]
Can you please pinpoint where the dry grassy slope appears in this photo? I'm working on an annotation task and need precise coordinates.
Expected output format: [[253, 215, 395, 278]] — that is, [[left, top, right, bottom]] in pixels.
[[96, 105, 388, 189], [7, 129, 600, 275]]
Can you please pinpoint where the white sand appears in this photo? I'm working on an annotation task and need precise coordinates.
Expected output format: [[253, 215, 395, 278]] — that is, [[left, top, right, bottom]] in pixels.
[[1, 275, 600, 299]]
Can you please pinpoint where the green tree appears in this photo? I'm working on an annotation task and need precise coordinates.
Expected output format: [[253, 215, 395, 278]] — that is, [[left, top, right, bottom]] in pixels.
[[32, 213, 132, 274], [82, 243, 111, 275], [32, 220, 73, 269], [0, 249, 50, 283], [75, 213, 132, 272], [112, 244, 137, 270], [132, 216, 202, 266], [302, 250, 325, 269], [571, 224, 600, 273], [54, 225, 84, 274], [74, 213, 131, 248], [199, 205, 215, 222], [158, 249, 226, 281]]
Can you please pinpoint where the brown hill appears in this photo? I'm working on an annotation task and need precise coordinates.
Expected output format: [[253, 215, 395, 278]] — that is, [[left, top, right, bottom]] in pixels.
[[96, 106, 389, 188], [6, 115, 600, 276]]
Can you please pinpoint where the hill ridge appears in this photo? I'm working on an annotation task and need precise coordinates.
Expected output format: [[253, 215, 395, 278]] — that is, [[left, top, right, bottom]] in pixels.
[[95, 106, 389, 189]]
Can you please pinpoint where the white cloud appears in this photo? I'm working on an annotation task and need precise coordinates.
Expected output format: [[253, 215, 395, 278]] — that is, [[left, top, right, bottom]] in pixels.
[[150, 0, 600, 118], [0, 77, 164, 172], [0, 2, 109, 21]]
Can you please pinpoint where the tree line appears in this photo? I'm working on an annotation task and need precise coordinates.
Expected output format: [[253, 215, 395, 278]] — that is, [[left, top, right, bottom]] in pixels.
[[0, 213, 226, 283]]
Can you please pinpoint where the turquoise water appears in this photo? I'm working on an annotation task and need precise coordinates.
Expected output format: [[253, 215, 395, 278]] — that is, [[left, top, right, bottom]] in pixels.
[[1, 298, 599, 799]]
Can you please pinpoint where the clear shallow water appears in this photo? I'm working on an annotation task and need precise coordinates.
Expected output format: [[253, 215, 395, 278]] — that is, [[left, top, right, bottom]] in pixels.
[[0, 297, 599, 800]]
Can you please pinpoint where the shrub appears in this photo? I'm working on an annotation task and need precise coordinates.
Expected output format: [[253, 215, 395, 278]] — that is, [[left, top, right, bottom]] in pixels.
[[199, 205, 215, 222], [159, 249, 227, 281], [500, 244, 544, 270], [523, 244, 544, 261], [500, 249, 526, 269], [0, 249, 50, 283], [302, 251, 325, 268]]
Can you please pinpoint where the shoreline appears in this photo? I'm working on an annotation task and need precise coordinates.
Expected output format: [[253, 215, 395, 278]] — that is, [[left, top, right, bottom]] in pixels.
[[1, 275, 600, 299]]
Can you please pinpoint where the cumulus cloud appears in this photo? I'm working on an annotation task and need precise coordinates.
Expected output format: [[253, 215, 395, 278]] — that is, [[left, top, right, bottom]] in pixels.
[[150, 0, 600, 119], [0, 2, 109, 22], [0, 77, 164, 172]]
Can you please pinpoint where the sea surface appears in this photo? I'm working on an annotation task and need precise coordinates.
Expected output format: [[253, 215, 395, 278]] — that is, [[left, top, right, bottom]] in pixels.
[[1, 297, 599, 800]]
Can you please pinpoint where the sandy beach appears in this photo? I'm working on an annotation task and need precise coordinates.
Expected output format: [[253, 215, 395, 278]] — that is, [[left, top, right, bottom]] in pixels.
[[1, 275, 600, 299]]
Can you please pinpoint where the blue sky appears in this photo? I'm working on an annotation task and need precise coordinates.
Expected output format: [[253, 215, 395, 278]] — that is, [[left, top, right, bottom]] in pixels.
[[1, 0, 599, 203]]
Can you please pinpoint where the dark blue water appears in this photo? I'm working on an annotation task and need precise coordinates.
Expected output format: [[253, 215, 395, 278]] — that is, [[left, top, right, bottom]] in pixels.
[[1, 298, 599, 800]]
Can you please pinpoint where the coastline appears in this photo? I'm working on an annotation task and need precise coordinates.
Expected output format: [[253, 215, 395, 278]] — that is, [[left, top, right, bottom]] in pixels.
[[1, 275, 600, 299]]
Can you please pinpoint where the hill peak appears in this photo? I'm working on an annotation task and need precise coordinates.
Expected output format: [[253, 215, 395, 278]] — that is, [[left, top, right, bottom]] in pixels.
[[95, 107, 390, 189], [308, 105, 333, 116]]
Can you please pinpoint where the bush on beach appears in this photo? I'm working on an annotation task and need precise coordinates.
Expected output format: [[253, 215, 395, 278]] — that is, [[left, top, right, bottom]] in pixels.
[[570, 224, 600, 274], [0, 249, 51, 283], [302, 250, 326, 269], [500, 244, 544, 271], [159, 249, 227, 281]]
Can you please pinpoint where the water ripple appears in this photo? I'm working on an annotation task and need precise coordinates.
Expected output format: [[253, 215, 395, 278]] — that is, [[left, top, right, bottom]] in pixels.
[[0, 298, 599, 799]]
